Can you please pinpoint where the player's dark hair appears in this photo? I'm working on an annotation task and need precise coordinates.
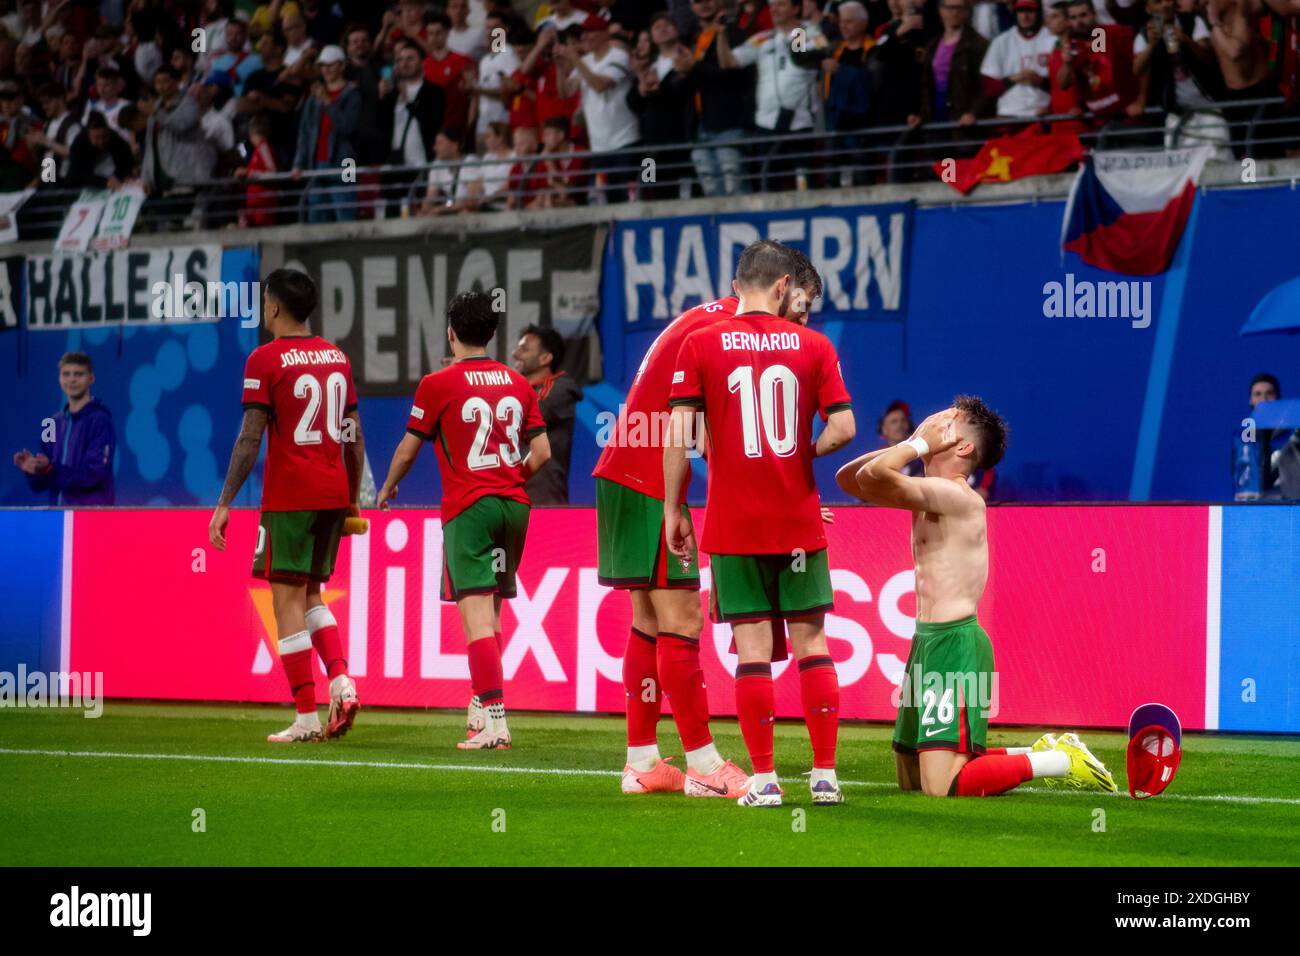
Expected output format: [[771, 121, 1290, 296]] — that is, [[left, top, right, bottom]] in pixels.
[[735, 239, 795, 293], [448, 291, 499, 347], [263, 268, 317, 324], [1251, 372, 1281, 398], [784, 245, 823, 301], [59, 351, 93, 372], [953, 395, 1008, 470], [522, 324, 565, 371]]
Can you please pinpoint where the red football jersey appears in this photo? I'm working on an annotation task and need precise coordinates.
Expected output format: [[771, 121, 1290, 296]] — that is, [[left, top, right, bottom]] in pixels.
[[592, 296, 738, 500], [406, 356, 546, 521], [242, 335, 358, 512], [668, 312, 851, 555]]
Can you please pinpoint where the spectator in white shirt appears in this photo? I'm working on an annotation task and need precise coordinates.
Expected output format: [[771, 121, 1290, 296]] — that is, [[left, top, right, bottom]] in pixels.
[[421, 129, 484, 215], [30, 82, 82, 180], [473, 10, 523, 145], [716, 0, 828, 190], [282, 10, 315, 68], [537, 0, 589, 33], [477, 121, 517, 209], [980, 0, 1058, 117], [448, 0, 487, 59], [82, 65, 130, 134], [555, 15, 641, 201]]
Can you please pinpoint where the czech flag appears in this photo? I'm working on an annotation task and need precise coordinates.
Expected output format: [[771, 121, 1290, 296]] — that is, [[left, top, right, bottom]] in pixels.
[[1061, 147, 1212, 276]]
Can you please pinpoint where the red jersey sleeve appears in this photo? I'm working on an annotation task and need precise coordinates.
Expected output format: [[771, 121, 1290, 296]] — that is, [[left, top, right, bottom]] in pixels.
[[407, 374, 441, 439], [242, 349, 271, 410], [523, 384, 546, 439], [668, 333, 705, 407], [816, 338, 852, 419]]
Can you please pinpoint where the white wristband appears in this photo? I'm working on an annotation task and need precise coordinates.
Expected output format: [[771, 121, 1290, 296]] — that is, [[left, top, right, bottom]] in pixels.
[[902, 436, 929, 459]]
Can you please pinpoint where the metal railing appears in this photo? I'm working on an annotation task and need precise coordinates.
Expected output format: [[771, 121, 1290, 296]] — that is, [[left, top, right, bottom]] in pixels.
[[11, 97, 1294, 239]]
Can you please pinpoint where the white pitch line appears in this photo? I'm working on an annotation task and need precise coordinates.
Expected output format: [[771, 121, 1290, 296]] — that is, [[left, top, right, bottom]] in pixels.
[[1, 747, 1298, 806]]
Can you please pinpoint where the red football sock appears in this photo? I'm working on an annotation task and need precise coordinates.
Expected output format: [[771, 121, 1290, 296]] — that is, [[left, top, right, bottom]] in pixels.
[[954, 754, 1033, 796], [622, 628, 660, 747], [280, 645, 317, 715], [735, 662, 775, 774], [984, 747, 1008, 756], [309, 624, 347, 680], [467, 636, 504, 707], [657, 632, 713, 752], [798, 655, 839, 769], [495, 631, 503, 656]]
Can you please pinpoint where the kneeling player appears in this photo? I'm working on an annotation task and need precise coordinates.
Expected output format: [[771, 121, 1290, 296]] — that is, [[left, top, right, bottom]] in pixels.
[[377, 291, 550, 750], [836, 399, 1117, 796], [210, 268, 364, 743]]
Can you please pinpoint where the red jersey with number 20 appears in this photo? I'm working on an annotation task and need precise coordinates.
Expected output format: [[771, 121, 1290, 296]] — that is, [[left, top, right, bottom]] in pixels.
[[406, 356, 547, 522], [242, 335, 358, 512], [592, 296, 738, 499], [669, 312, 851, 555]]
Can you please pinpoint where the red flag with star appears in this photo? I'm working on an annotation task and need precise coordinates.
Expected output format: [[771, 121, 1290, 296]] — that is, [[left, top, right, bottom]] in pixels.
[[935, 126, 1085, 195]]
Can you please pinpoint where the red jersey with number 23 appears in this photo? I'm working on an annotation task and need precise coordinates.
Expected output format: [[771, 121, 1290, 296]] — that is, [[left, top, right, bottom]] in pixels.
[[406, 356, 546, 522], [669, 312, 851, 555], [242, 335, 358, 512], [592, 296, 738, 499]]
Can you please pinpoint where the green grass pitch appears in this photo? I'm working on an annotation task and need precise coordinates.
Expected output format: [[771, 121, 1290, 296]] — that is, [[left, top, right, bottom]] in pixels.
[[2, 703, 1298, 866]]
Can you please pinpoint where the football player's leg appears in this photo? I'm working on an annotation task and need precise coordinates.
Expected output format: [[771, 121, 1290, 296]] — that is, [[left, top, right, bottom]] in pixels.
[[732, 619, 780, 804], [306, 584, 347, 680], [895, 751, 922, 791], [788, 613, 842, 804], [457, 592, 510, 749], [619, 590, 688, 793], [268, 579, 322, 742]]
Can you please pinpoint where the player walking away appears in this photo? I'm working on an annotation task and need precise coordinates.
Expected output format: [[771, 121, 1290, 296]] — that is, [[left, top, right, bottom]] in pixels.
[[835, 399, 1118, 796], [665, 240, 857, 808], [593, 293, 750, 798], [209, 268, 365, 744], [376, 291, 551, 750]]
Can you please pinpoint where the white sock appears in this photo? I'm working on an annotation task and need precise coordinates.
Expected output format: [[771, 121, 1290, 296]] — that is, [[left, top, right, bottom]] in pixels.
[[486, 701, 507, 732], [810, 767, 838, 787], [1027, 751, 1070, 778], [627, 744, 660, 771], [296, 711, 321, 730], [1004, 746, 1032, 755], [685, 741, 723, 775], [752, 770, 780, 791]]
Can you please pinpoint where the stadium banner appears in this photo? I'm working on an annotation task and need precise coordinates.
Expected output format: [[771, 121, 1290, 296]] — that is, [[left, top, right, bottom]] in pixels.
[[0, 510, 65, 677], [67, 504, 1210, 730], [281, 225, 606, 397], [605, 201, 912, 325], [1217, 506, 1300, 733], [24, 244, 226, 330], [0, 256, 21, 330]]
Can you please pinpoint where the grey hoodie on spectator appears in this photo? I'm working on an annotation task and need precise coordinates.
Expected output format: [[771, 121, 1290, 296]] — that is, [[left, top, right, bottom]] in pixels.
[[294, 83, 362, 170], [143, 92, 215, 190]]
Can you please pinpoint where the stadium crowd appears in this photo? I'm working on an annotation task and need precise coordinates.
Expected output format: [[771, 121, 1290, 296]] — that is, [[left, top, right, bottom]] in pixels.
[[1, 0, 1298, 225]]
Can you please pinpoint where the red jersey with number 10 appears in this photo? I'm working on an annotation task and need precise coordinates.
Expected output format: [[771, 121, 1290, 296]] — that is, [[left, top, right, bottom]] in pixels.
[[406, 356, 547, 522], [669, 312, 851, 555], [592, 296, 738, 499], [242, 335, 359, 512]]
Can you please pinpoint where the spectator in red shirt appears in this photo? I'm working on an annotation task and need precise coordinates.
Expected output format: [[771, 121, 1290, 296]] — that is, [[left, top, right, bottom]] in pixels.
[[1043, 1, 1087, 127], [538, 114, 588, 206], [424, 12, 476, 144], [237, 113, 279, 227], [507, 123, 546, 208], [1055, 0, 1140, 122], [383, 0, 432, 56], [512, 24, 583, 140]]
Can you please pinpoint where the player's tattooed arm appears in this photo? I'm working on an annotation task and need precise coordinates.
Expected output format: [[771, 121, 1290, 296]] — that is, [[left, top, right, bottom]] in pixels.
[[209, 408, 268, 550], [342, 410, 365, 509], [815, 408, 856, 458], [216, 408, 269, 507]]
